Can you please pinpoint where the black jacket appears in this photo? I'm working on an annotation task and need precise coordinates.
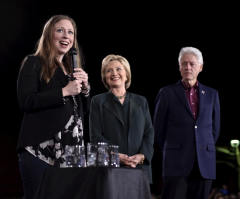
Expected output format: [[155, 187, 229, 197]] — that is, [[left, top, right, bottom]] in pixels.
[[89, 92, 154, 182], [17, 55, 89, 151]]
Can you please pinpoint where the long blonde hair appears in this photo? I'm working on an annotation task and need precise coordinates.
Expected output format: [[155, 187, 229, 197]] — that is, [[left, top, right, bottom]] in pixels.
[[35, 15, 83, 82]]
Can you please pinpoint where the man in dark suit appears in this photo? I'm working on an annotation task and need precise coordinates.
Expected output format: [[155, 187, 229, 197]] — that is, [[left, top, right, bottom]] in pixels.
[[153, 47, 220, 199]]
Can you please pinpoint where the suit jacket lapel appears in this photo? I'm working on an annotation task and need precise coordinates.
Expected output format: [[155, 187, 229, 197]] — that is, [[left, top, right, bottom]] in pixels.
[[103, 93, 124, 125], [128, 93, 137, 141], [198, 83, 206, 119]]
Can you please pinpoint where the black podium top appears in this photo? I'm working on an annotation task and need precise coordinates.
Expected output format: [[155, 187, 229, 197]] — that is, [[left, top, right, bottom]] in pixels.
[[35, 167, 151, 199]]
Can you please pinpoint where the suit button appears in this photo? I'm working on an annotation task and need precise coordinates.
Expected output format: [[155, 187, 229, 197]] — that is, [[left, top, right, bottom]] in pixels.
[[195, 125, 197, 129]]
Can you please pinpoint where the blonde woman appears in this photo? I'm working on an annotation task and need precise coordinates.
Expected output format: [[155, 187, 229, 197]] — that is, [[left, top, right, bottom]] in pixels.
[[89, 54, 154, 183]]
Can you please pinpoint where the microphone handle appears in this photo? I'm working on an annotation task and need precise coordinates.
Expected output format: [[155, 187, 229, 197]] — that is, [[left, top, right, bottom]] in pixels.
[[70, 48, 78, 80]]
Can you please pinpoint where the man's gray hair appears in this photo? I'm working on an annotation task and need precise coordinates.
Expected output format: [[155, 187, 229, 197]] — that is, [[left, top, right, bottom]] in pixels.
[[178, 47, 203, 65]]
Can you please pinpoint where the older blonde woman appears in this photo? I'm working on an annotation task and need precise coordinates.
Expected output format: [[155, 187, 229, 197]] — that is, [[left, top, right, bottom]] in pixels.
[[89, 54, 154, 183]]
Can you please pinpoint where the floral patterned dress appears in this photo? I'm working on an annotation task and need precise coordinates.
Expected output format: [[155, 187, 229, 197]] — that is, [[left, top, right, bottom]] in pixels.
[[25, 84, 90, 167]]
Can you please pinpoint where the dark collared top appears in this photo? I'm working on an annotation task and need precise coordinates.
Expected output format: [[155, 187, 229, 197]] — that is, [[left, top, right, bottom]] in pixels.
[[182, 81, 199, 120], [111, 92, 130, 154]]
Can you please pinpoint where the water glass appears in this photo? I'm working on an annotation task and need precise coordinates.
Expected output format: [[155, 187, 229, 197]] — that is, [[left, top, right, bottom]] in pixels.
[[87, 143, 97, 167], [64, 145, 75, 167], [97, 142, 109, 167], [74, 145, 86, 167], [109, 145, 120, 167]]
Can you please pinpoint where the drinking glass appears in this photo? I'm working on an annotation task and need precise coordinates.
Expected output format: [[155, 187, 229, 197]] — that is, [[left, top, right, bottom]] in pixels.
[[87, 143, 97, 167], [64, 145, 75, 167], [74, 145, 86, 168], [109, 145, 120, 167], [97, 142, 109, 167]]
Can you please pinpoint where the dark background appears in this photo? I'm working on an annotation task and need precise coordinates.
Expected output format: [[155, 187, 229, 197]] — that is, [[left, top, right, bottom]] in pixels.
[[0, 0, 239, 197]]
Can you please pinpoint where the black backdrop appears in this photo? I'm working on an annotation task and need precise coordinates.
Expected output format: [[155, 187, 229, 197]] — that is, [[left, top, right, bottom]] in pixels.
[[0, 0, 239, 197]]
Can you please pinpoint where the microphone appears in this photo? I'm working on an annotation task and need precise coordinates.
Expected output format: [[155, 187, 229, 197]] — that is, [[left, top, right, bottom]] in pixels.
[[70, 47, 78, 80], [70, 47, 78, 68]]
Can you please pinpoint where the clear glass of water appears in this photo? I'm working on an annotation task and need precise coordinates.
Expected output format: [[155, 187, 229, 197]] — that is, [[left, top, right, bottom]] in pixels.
[[74, 145, 86, 168], [87, 143, 97, 167], [64, 145, 75, 167], [109, 145, 120, 167], [97, 142, 109, 167]]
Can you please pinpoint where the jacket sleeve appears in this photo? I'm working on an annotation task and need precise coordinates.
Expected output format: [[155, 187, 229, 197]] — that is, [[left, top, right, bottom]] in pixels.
[[139, 98, 154, 164], [17, 56, 64, 112], [153, 88, 168, 151], [213, 91, 221, 143]]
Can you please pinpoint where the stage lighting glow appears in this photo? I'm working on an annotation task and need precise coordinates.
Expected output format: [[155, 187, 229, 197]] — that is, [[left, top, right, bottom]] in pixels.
[[230, 139, 240, 148]]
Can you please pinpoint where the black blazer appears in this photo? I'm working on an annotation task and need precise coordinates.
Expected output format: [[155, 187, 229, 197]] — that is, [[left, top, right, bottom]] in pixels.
[[89, 92, 154, 182], [17, 55, 89, 151]]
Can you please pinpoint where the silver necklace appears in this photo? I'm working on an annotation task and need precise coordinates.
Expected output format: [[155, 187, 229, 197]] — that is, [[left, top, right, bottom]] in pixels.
[[116, 92, 126, 99]]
